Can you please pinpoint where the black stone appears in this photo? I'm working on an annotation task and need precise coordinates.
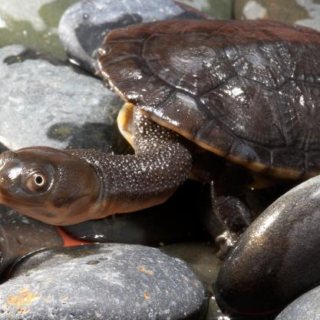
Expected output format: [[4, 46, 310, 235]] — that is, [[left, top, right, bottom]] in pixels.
[[214, 175, 320, 317], [0, 244, 208, 320]]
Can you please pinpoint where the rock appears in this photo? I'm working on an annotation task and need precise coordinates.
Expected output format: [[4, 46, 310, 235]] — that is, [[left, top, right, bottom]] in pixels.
[[0, 244, 208, 320], [0, 45, 130, 154], [0, 205, 62, 278], [276, 285, 320, 320], [0, 0, 79, 59], [59, 0, 209, 74], [63, 180, 210, 246], [214, 175, 320, 316], [234, 0, 320, 32], [180, 0, 233, 19]]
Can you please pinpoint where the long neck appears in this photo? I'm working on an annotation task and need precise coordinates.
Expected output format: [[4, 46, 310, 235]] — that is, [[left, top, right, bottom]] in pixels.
[[67, 111, 192, 217]]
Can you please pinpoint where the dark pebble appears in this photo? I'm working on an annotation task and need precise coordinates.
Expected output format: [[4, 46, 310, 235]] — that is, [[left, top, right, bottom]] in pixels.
[[0, 244, 208, 320], [276, 285, 320, 320], [214, 175, 320, 316]]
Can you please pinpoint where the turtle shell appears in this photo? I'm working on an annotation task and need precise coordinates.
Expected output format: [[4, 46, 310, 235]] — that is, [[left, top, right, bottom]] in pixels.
[[98, 20, 320, 179]]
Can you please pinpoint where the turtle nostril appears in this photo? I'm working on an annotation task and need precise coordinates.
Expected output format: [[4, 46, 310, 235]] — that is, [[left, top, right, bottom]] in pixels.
[[0, 151, 17, 170], [0, 157, 5, 171]]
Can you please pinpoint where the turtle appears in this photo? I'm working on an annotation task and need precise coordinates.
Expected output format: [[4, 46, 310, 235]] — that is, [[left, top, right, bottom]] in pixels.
[[1, 19, 320, 254]]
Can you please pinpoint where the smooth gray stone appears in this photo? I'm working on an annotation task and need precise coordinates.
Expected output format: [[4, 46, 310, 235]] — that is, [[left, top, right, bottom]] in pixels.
[[0, 244, 207, 320], [215, 174, 320, 316], [0, 45, 130, 154], [276, 285, 320, 320], [59, 0, 209, 74]]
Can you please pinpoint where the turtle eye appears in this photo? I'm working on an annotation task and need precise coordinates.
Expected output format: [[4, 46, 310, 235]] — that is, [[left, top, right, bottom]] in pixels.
[[25, 172, 49, 193]]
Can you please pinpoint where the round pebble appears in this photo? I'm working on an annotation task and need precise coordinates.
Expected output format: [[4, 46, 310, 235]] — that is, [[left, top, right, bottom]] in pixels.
[[215, 175, 320, 316], [276, 285, 320, 320], [0, 45, 130, 154], [0, 244, 208, 320]]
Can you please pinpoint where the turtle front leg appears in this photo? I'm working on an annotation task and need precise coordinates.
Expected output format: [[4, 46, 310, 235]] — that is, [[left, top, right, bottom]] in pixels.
[[211, 182, 253, 259], [68, 109, 193, 219], [0, 110, 192, 225]]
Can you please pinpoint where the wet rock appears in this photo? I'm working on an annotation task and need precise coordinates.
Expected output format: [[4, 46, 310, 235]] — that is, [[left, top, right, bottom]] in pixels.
[[276, 285, 320, 320], [59, 0, 209, 74], [0, 244, 207, 320], [0, 45, 130, 154], [235, 0, 320, 32], [0, 0, 79, 59], [180, 0, 233, 19], [63, 180, 210, 246], [0, 205, 62, 277], [214, 175, 320, 316]]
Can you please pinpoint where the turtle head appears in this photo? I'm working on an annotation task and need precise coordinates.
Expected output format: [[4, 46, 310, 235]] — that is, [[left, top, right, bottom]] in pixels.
[[0, 147, 100, 225]]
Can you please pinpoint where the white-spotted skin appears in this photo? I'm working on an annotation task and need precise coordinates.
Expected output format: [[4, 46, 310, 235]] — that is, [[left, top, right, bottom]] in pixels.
[[69, 109, 193, 216]]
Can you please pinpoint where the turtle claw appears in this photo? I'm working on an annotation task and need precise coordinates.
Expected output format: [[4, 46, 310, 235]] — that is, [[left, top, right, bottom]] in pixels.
[[215, 230, 239, 260]]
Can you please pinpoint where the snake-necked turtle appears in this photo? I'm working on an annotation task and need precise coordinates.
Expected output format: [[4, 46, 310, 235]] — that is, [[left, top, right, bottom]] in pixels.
[[0, 20, 320, 248]]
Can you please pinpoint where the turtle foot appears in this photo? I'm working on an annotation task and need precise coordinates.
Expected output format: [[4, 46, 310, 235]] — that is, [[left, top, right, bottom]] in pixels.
[[215, 230, 239, 260]]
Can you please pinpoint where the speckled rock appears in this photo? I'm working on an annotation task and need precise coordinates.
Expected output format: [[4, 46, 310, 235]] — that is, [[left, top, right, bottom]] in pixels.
[[215, 174, 320, 317], [235, 0, 320, 32], [0, 244, 207, 320], [276, 285, 320, 320], [0, 0, 79, 59], [0, 205, 62, 278], [59, 0, 209, 74], [63, 180, 210, 246], [0, 45, 130, 154]]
